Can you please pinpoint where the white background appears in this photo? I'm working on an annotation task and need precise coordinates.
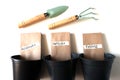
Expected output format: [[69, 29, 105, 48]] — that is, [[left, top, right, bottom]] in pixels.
[[0, 0, 120, 80]]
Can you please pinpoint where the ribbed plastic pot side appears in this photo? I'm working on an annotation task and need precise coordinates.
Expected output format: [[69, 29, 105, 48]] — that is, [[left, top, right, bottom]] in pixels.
[[79, 53, 115, 80]]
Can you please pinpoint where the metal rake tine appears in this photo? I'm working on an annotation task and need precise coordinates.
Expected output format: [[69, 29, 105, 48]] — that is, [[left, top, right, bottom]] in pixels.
[[80, 12, 97, 17], [79, 7, 95, 15], [79, 17, 98, 20]]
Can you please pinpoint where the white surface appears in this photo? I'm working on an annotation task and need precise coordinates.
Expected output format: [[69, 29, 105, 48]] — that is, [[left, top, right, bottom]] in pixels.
[[0, 0, 120, 80]]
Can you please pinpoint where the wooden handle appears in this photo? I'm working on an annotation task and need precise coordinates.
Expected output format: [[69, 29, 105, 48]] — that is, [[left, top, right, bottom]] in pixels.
[[48, 15, 78, 29], [18, 13, 47, 28]]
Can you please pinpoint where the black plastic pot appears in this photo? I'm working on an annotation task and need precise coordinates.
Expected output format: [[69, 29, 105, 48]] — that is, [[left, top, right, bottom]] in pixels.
[[44, 53, 79, 80], [11, 55, 41, 80], [79, 53, 115, 80]]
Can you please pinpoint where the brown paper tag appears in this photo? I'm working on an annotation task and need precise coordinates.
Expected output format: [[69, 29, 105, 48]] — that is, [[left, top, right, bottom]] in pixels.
[[51, 32, 71, 61], [83, 33, 104, 60], [21, 32, 41, 60]]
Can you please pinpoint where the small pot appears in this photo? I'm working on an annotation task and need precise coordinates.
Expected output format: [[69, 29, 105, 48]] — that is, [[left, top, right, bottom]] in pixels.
[[44, 53, 79, 80], [11, 55, 41, 80], [79, 53, 115, 80]]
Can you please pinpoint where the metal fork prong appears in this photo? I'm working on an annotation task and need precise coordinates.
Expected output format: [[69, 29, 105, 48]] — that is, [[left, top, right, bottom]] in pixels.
[[80, 7, 95, 15], [80, 12, 97, 18], [79, 17, 98, 20]]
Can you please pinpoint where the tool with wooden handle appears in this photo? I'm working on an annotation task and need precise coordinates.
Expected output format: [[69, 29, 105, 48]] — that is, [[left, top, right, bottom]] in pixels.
[[18, 5, 68, 28], [48, 7, 98, 29]]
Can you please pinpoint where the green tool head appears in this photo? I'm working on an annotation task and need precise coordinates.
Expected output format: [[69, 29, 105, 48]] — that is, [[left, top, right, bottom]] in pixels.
[[47, 5, 68, 18]]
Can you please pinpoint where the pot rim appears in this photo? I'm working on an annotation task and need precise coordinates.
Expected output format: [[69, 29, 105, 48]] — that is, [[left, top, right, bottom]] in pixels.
[[79, 53, 115, 62], [43, 53, 79, 62], [11, 55, 41, 62]]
